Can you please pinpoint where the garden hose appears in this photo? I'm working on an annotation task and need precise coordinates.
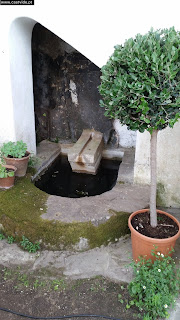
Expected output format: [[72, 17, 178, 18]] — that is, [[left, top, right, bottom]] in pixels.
[[0, 307, 127, 320]]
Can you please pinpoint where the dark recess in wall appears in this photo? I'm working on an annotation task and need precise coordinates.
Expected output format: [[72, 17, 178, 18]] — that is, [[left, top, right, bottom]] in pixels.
[[32, 23, 114, 145]]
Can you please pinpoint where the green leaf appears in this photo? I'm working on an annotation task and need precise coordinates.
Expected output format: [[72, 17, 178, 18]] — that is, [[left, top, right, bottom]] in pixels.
[[1, 141, 27, 158], [8, 171, 15, 177], [152, 52, 157, 63], [132, 286, 137, 294]]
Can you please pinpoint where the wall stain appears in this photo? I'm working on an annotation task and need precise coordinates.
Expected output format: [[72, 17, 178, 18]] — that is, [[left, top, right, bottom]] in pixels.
[[32, 23, 113, 145]]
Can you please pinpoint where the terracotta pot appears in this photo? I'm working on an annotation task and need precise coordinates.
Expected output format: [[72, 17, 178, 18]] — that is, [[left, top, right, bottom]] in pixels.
[[0, 165, 17, 189], [4, 151, 30, 177], [128, 209, 180, 262]]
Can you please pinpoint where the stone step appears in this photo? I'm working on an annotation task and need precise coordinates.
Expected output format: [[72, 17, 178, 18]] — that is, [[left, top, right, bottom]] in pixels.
[[68, 129, 104, 174]]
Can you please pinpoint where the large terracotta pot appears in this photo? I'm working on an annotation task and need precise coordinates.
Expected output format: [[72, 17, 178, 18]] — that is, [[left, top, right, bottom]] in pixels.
[[0, 165, 17, 189], [4, 152, 30, 177], [128, 209, 180, 262]]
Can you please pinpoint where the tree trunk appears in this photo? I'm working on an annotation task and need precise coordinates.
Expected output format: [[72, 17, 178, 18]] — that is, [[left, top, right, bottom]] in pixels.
[[150, 129, 158, 227]]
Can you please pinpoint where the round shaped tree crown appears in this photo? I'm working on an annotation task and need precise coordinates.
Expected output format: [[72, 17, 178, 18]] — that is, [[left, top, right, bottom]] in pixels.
[[99, 27, 180, 133]]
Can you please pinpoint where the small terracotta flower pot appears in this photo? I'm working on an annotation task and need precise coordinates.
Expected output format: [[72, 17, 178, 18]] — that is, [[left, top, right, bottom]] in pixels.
[[128, 209, 180, 262], [0, 165, 17, 189], [4, 152, 30, 177]]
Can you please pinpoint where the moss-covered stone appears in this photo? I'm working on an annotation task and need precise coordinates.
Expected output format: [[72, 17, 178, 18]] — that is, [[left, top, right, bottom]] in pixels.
[[0, 170, 130, 250]]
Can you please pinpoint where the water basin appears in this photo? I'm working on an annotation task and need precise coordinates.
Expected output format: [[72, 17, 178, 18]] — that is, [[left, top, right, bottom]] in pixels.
[[34, 155, 121, 198]]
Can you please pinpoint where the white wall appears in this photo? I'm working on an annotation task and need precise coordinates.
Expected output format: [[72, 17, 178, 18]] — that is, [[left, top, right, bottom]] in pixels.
[[0, 22, 16, 144], [134, 122, 180, 207], [113, 120, 137, 148], [9, 17, 36, 153]]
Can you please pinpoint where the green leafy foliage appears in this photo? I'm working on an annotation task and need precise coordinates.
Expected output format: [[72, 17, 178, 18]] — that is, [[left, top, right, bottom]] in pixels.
[[0, 233, 40, 252], [28, 155, 40, 168], [17, 273, 30, 287], [7, 235, 15, 244], [99, 27, 180, 133], [0, 164, 15, 178], [51, 279, 66, 291], [1, 140, 27, 158], [20, 236, 40, 253], [0, 233, 5, 240], [128, 249, 180, 320]]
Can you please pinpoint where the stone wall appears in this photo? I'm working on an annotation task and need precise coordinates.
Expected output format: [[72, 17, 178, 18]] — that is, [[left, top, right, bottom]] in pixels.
[[32, 23, 113, 145]]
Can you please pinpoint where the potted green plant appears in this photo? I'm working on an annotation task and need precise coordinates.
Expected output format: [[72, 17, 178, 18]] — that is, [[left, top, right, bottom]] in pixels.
[[0, 140, 30, 177], [99, 27, 180, 260], [0, 164, 17, 189]]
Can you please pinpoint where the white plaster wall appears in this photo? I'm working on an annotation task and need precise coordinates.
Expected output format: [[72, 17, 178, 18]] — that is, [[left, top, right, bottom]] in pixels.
[[9, 17, 36, 153], [113, 120, 137, 148], [134, 122, 180, 207], [0, 25, 16, 145]]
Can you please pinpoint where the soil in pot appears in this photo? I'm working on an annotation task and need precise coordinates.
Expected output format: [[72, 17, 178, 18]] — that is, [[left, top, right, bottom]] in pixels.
[[131, 211, 179, 239]]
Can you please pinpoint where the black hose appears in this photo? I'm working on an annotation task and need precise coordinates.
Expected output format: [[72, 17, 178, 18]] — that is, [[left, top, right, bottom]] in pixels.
[[0, 307, 124, 320]]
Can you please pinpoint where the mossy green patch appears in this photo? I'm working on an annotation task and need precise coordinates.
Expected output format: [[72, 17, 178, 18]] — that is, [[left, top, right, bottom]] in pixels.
[[0, 170, 130, 250], [171, 196, 180, 206], [156, 183, 166, 207]]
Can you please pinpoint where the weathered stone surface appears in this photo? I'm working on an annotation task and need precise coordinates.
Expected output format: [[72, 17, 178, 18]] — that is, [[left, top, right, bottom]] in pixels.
[[68, 129, 104, 174], [32, 140, 61, 181], [32, 24, 113, 145], [0, 241, 36, 266], [42, 183, 150, 224], [32, 251, 66, 271], [64, 249, 110, 279]]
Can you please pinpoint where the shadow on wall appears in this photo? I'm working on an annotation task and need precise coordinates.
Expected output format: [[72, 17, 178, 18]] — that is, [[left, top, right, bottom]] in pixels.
[[32, 23, 114, 145]]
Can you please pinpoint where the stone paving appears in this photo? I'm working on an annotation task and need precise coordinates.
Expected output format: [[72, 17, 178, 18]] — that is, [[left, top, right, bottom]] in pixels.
[[0, 235, 133, 282], [0, 216, 179, 319]]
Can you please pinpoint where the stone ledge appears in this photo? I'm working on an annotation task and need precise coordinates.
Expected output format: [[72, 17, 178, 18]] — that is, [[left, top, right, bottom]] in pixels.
[[32, 140, 61, 181]]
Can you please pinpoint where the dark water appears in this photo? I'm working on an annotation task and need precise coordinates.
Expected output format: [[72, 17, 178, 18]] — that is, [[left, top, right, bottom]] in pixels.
[[35, 156, 121, 198]]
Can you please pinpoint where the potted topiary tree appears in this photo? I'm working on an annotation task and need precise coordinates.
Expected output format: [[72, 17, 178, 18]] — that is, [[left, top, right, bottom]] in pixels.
[[0, 140, 30, 177], [99, 27, 180, 261]]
